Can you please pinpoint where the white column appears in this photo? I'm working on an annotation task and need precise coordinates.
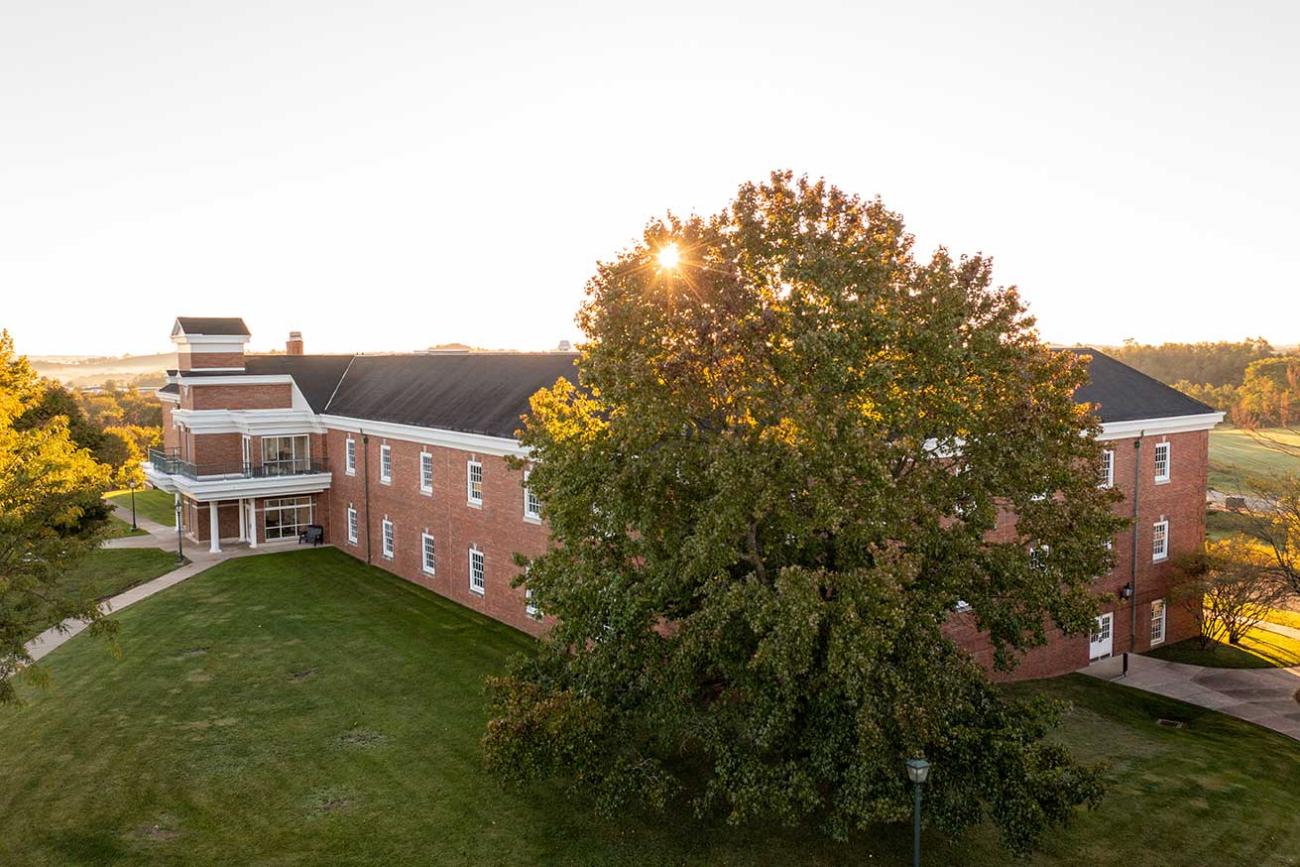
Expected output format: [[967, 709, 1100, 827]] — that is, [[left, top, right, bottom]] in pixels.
[[237, 498, 247, 542], [248, 500, 258, 549], [208, 500, 221, 553]]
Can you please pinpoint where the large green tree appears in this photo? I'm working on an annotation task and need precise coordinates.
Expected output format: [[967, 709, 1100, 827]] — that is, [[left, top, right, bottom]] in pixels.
[[483, 174, 1123, 852], [1, 331, 115, 704]]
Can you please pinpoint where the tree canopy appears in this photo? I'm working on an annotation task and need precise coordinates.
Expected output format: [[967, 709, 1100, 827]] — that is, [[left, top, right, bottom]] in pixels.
[[1, 331, 115, 704], [483, 173, 1122, 852]]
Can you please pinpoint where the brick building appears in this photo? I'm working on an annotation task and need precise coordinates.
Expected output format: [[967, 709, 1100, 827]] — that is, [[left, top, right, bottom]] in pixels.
[[146, 318, 1223, 677]]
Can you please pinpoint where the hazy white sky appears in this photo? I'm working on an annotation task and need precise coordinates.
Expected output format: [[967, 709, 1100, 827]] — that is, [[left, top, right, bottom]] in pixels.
[[2, 1, 1297, 357]]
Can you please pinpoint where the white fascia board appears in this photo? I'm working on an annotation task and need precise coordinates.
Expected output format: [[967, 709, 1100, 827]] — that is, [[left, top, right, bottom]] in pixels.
[[171, 407, 326, 436], [157, 391, 180, 404], [167, 472, 333, 502], [172, 333, 251, 352], [143, 465, 179, 493], [175, 374, 295, 386], [1097, 412, 1225, 441], [319, 414, 528, 458]]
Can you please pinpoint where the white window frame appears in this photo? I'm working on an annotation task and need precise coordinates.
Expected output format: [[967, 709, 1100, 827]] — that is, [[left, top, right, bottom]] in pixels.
[[525, 588, 542, 620], [347, 506, 358, 545], [1099, 449, 1115, 488], [261, 435, 311, 475], [469, 546, 485, 595], [467, 459, 483, 507], [380, 444, 393, 485], [421, 531, 436, 575], [523, 469, 541, 522], [263, 495, 314, 540], [382, 518, 394, 559], [1150, 598, 1167, 646], [1153, 442, 1171, 484], [420, 451, 434, 494], [1153, 519, 1169, 562], [345, 437, 357, 476]]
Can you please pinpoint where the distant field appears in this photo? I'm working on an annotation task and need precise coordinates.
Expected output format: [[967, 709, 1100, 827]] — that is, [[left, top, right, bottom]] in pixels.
[[1208, 425, 1300, 494]]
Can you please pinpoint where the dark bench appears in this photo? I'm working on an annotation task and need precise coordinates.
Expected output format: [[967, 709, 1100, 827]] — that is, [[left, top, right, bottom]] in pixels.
[[299, 524, 325, 546]]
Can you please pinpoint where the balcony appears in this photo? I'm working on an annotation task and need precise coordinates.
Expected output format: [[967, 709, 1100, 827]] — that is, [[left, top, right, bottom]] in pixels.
[[148, 447, 328, 481]]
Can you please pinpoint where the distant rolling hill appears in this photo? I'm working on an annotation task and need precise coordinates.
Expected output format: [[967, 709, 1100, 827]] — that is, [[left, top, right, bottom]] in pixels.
[[30, 352, 172, 388]]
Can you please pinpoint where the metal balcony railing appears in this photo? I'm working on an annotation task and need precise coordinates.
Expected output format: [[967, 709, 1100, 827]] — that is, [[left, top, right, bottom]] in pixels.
[[147, 447, 328, 481]]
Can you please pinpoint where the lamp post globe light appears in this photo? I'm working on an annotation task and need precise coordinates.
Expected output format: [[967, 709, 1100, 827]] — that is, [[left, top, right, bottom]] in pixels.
[[174, 495, 184, 564], [905, 758, 931, 867]]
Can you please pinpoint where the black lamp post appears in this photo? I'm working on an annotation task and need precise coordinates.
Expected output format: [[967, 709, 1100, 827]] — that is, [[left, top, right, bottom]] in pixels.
[[905, 757, 931, 867], [174, 496, 184, 564], [129, 481, 138, 530]]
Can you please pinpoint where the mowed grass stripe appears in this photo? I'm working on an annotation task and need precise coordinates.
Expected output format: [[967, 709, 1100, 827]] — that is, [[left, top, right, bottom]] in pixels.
[[2, 548, 1299, 865]]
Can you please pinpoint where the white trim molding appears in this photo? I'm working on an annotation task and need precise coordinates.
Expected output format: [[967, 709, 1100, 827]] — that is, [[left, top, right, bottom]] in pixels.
[[319, 414, 527, 458], [169, 407, 326, 437], [1097, 411, 1224, 441]]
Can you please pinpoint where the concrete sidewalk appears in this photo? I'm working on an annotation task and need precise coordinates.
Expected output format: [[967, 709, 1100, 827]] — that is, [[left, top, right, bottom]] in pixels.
[[1083, 653, 1300, 741], [105, 504, 178, 550], [26, 525, 303, 663]]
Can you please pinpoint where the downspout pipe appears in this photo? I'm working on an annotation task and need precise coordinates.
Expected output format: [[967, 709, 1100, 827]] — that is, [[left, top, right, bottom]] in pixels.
[[362, 430, 373, 564], [1126, 434, 1143, 675]]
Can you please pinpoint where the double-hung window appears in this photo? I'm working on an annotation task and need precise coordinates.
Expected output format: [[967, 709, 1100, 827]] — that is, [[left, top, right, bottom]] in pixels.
[[526, 588, 542, 620], [467, 460, 483, 506], [469, 546, 485, 594], [420, 452, 434, 494], [347, 506, 358, 545], [1153, 442, 1171, 483], [382, 518, 395, 559], [523, 469, 541, 521], [421, 532, 436, 575], [380, 445, 393, 484], [345, 438, 357, 475], [1099, 449, 1115, 488], [1150, 598, 1167, 645], [1152, 520, 1169, 562]]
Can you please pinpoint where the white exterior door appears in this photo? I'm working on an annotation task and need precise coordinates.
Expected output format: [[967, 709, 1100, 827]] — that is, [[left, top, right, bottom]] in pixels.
[[1090, 612, 1114, 660]]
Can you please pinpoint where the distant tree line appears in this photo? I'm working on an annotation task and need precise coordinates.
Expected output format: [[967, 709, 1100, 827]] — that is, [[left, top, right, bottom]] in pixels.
[[1102, 339, 1300, 427]]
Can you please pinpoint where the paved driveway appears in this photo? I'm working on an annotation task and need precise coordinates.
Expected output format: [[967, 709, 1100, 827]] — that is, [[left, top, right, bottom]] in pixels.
[[1084, 654, 1300, 740]]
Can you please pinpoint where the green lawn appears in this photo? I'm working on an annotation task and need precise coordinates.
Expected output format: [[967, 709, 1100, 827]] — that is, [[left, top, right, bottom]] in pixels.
[[23, 548, 177, 641], [1146, 629, 1300, 669], [3, 549, 1299, 865], [104, 514, 147, 539], [1208, 425, 1300, 494], [107, 488, 176, 527]]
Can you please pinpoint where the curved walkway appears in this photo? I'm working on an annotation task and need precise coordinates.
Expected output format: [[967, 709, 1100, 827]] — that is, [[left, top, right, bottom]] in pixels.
[[24, 506, 301, 663], [1083, 653, 1300, 741]]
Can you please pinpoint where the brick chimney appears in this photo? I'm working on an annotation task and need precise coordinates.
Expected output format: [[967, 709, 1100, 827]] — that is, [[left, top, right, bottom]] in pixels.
[[286, 331, 304, 355]]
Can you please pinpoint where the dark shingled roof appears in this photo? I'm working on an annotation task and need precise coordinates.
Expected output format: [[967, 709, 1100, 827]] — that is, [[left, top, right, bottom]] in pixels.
[[174, 317, 250, 336], [1067, 347, 1215, 423], [159, 383, 179, 396], [324, 354, 579, 438], [168, 342, 1209, 438], [245, 355, 356, 413]]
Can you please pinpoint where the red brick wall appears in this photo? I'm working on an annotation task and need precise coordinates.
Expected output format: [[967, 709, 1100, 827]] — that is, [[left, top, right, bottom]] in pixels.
[[161, 402, 178, 453], [324, 429, 550, 636], [192, 433, 243, 472], [952, 428, 1210, 680], [182, 384, 292, 411], [178, 351, 245, 370]]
